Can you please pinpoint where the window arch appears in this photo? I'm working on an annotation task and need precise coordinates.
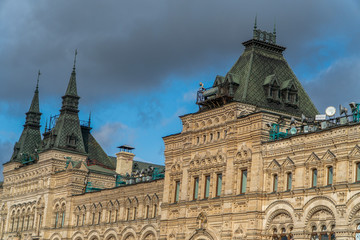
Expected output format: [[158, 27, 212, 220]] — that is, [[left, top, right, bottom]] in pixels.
[[356, 224, 360, 240]]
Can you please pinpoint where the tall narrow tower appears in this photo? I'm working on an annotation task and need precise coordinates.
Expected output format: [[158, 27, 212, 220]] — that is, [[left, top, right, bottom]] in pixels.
[[10, 71, 42, 162]]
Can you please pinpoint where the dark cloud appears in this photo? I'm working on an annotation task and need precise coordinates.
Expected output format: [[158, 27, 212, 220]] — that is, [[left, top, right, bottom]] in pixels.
[[0, 140, 13, 180], [1, 0, 360, 109], [304, 58, 360, 115]]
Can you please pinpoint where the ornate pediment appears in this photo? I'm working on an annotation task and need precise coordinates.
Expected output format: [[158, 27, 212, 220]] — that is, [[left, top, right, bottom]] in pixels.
[[322, 150, 336, 161], [268, 159, 281, 169], [282, 157, 295, 168], [305, 152, 320, 164], [349, 145, 360, 157]]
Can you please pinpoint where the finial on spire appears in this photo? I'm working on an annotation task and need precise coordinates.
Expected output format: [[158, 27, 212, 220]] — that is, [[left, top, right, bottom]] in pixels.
[[88, 111, 91, 127], [254, 14, 257, 30], [273, 18, 276, 35], [45, 118, 48, 132], [73, 49, 78, 70], [36, 70, 41, 91]]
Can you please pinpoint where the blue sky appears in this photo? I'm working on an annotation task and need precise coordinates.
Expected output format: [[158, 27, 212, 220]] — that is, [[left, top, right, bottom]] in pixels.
[[1, 1, 360, 178]]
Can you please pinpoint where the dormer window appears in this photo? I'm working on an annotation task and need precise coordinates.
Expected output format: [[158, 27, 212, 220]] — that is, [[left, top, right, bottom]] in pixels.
[[281, 79, 298, 107], [263, 74, 280, 103], [67, 134, 77, 148]]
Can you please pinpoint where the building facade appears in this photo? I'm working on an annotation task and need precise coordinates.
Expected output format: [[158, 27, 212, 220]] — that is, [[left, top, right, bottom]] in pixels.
[[1, 25, 360, 240]]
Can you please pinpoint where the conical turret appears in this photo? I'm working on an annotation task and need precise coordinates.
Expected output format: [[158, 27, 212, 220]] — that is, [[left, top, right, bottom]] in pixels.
[[10, 72, 42, 162], [42, 50, 86, 154]]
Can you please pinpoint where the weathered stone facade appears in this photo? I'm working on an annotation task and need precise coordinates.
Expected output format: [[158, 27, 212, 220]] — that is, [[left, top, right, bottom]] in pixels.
[[1, 26, 360, 240]]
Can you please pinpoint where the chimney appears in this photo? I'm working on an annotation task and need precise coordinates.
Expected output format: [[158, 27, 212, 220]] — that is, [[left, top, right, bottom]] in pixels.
[[115, 145, 135, 175]]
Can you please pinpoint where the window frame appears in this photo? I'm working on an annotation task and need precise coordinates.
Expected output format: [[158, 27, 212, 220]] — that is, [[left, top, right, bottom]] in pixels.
[[312, 168, 318, 187], [216, 173, 222, 197], [204, 175, 210, 199], [240, 169, 247, 194]]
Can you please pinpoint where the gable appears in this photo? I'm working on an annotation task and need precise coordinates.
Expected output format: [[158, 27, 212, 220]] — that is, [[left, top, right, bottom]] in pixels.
[[282, 157, 295, 167], [306, 152, 320, 164], [322, 150, 336, 161], [268, 159, 281, 169]]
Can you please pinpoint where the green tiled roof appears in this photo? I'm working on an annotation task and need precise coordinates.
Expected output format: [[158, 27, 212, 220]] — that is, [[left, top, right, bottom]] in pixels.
[[87, 165, 116, 175], [41, 67, 86, 154], [133, 160, 165, 172], [210, 29, 318, 117], [10, 81, 42, 162]]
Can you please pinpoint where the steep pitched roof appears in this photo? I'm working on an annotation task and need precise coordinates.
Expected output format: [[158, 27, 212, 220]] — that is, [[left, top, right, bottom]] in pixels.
[[206, 28, 318, 117], [10, 76, 42, 162], [41, 65, 86, 154], [226, 37, 318, 117]]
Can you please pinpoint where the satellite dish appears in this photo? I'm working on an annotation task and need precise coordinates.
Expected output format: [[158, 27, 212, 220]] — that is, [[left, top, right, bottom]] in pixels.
[[290, 127, 297, 135], [325, 106, 336, 117]]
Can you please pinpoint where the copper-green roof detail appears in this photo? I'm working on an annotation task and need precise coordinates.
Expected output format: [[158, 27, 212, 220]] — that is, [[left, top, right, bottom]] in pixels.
[[221, 28, 318, 117], [41, 63, 85, 154], [11, 76, 42, 162], [65, 70, 79, 97]]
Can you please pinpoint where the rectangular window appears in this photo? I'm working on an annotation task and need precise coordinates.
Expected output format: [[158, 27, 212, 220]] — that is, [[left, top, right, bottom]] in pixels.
[[61, 212, 65, 227], [312, 169, 318, 187], [108, 210, 112, 223], [55, 212, 59, 228], [193, 177, 199, 200], [204, 175, 210, 199], [287, 172, 292, 191], [133, 207, 137, 220], [273, 174, 278, 192], [153, 204, 157, 218], [216, 174, 222, 197], [241, 170, 247, 194], [145, 205, 149, 219], [175, 181, 180, 203], [357, 163, 360, 182], [328, 166, 333, 185], [126, 208, 130, 221]]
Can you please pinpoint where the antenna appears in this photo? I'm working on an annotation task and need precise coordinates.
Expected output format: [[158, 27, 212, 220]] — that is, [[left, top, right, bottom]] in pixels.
[[290, 117, 296, 126], [36, 70, 41, 90], [254, 14, 257, 30], [339, 104, 348, 116], [301, 114, 307, 123], [73, 49, 78, 70]]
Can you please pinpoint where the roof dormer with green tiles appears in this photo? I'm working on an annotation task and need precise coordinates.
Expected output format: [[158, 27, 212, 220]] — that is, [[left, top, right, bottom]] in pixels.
[[197, 20, 318, 117]]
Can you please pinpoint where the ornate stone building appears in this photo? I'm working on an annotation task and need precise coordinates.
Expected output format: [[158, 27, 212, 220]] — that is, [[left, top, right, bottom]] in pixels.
[[1, 24, 360, 240]]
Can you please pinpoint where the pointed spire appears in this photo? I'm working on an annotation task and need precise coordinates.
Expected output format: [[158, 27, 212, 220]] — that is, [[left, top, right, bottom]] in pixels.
[[88, 111, 91, 127], [28, 71, 41, 114], [273, 18, 276, 35], [254, 15, 257, 30], [64, 49, 79, 98], [73, 49, 77, 70]]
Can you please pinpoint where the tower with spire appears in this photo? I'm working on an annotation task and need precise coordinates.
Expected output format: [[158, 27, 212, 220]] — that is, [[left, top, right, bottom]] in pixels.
[[10, 71, 42, 162], [42, 50, 86, 153]]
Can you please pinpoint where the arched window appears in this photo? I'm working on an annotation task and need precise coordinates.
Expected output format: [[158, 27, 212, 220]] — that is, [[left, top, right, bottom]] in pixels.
[[272, 228, 279, 240], [280, 228, 287, 240], [310, 225, 335, 240], [356, 224, 360, 240]]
